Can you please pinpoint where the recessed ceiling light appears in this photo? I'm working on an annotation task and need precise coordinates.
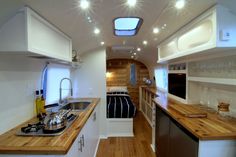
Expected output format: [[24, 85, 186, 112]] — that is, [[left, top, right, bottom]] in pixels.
[[101, 41, 105, 45], [175, 0, 185, 9], [143, 40, 148, 45], [94, 28, 100, 34], [137, 47, 141, 51], [164, 24, 167, 27], [127, 0, 137, 7], [133, 52, 137, 55], [131, 55, 134, 58], [153, 27, 160, 34], [80, 0, 90, 10]]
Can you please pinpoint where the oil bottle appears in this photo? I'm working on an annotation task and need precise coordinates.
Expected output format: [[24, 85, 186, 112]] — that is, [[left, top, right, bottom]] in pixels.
[[35, 90, 41, 116], [40, 89, 46, 115]]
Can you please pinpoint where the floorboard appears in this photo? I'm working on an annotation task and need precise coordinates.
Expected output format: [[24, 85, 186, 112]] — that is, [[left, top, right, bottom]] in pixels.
[[96, 111, 156, 157]]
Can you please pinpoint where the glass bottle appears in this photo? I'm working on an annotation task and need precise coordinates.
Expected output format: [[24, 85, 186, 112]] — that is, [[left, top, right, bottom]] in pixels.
[[35, 90, 41, 116], [40, 89, 46, 115]]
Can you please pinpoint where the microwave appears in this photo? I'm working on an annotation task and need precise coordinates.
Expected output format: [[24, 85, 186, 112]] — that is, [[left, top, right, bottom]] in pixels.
[[168, 73, 186, 99]]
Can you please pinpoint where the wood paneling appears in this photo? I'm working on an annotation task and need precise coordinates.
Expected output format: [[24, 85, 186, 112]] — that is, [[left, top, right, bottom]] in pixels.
[[96, 111, 156, 157], [107, 59, 150, 108], [0, 98, 100, 155]]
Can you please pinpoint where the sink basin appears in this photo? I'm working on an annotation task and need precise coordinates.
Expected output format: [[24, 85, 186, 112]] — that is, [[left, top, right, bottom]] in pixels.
[[61, 101, 92, 111]]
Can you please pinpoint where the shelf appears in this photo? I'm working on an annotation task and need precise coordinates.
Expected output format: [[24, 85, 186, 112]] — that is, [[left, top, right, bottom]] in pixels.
[[188, 76, 236, 86], [168, 70, 187, 74]]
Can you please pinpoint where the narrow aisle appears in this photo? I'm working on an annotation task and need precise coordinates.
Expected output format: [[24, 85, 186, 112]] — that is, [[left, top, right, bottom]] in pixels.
[[96, 111, 156, 157]]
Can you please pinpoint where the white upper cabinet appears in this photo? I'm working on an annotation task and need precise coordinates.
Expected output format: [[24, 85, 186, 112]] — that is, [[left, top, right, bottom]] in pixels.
[[158, 5, 236, 63], [0, 7, 72, 62]]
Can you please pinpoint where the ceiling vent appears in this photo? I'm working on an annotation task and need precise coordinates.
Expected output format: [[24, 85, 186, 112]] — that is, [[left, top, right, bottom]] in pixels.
[[111, 45, 134, 53]]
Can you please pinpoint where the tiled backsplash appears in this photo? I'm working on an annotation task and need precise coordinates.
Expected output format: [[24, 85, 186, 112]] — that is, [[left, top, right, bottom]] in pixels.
[[188, 55, 236, 117], [197, 83, 236, 116], [188, 55, 236, 78]]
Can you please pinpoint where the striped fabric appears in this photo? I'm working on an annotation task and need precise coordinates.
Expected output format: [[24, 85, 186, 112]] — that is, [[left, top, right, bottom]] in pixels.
[[107, 94, 136, 118]]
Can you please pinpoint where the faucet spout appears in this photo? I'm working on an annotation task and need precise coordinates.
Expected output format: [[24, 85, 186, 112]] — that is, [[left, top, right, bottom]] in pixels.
[[59, 78, 73, 104]]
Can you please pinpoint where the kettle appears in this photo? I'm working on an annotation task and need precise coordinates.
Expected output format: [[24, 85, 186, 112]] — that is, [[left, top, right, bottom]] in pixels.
[[43, 109, 71, 133]]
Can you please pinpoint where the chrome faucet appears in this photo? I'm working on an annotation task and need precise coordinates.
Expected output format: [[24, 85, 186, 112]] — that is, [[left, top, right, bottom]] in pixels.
[[59, 78, 73, 104]]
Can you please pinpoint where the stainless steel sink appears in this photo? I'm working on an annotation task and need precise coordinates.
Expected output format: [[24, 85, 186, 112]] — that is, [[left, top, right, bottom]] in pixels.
[[61, 101, 92, 111]]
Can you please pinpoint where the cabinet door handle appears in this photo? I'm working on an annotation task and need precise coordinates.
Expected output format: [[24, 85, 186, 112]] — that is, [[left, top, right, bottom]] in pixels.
[[93, 112, 96, 121], [81, 135, 85, 147], [78, 138, 83, 152]]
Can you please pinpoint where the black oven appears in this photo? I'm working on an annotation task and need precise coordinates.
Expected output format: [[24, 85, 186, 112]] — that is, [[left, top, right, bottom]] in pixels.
[[168, 73, 186, 99]]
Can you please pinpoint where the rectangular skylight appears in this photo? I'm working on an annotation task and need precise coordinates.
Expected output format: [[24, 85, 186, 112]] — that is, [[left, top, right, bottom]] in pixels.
[[114, 17, 142, 36]]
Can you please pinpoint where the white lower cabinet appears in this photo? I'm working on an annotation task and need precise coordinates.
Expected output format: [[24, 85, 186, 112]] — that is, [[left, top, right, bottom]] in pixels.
[[66, 104, 100, 157]]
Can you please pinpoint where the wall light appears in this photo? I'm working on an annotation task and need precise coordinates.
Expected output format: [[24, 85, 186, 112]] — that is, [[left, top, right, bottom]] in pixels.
[[175, 0, 185, 9], [106, 72, 112, 78], [80, 0, 90, 10]]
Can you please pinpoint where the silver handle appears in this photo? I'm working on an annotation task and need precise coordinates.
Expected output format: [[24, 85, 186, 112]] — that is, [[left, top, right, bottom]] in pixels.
[[81, 135, 85, 147], [93, 112, 96, 121], [78, 138, 83, 152]]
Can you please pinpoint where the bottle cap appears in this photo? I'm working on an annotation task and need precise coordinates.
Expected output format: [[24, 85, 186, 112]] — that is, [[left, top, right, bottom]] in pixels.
[[35, 90, 39, 95], [40, 89, 43, 94]]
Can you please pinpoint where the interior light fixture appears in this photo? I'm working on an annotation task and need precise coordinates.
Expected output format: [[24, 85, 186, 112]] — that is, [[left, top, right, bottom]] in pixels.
[[80, 0, 90, 10], [106, 72, 112, 78], [143, 40, 148, 45], [175, 0, 185, 9], [94, 28, 100, 34], [131, 55, 134, 59], [137, 47, 141, 51], [101, 41, 105, 45], [153, 27, 160, 34], [127, 0, 137, 7], [133, 52, 137, 55]]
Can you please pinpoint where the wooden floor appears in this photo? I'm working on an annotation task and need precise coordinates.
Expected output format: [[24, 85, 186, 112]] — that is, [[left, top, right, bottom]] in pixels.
[[96, 111, 156, 157]]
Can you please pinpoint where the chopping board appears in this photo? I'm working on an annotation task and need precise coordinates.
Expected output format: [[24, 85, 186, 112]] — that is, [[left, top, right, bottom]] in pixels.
[[169, 104, 207, 118]]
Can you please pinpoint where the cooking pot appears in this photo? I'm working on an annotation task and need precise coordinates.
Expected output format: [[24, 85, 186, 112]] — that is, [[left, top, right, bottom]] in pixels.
[[43, 109, 71, 133]]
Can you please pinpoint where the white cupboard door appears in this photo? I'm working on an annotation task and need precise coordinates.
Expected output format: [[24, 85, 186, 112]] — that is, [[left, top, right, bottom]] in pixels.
[[27, 8, 72, 62]]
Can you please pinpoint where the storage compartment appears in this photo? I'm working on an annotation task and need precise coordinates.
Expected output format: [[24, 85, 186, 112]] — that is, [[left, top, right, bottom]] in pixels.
[[178, 19, 213, 51], [0, 7, 72, 62], [157, 5, 236, 63], [169, 120, 198, 157], [155, 106, 199, 157]]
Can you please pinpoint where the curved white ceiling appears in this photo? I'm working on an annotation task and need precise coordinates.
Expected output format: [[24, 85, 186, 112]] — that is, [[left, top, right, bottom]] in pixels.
[[1, 0, 235, 67]]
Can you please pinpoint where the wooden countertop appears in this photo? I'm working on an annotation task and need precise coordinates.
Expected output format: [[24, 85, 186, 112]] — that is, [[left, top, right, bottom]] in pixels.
[[0, 98, 100, 155], [153, 91, 236, 140]]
